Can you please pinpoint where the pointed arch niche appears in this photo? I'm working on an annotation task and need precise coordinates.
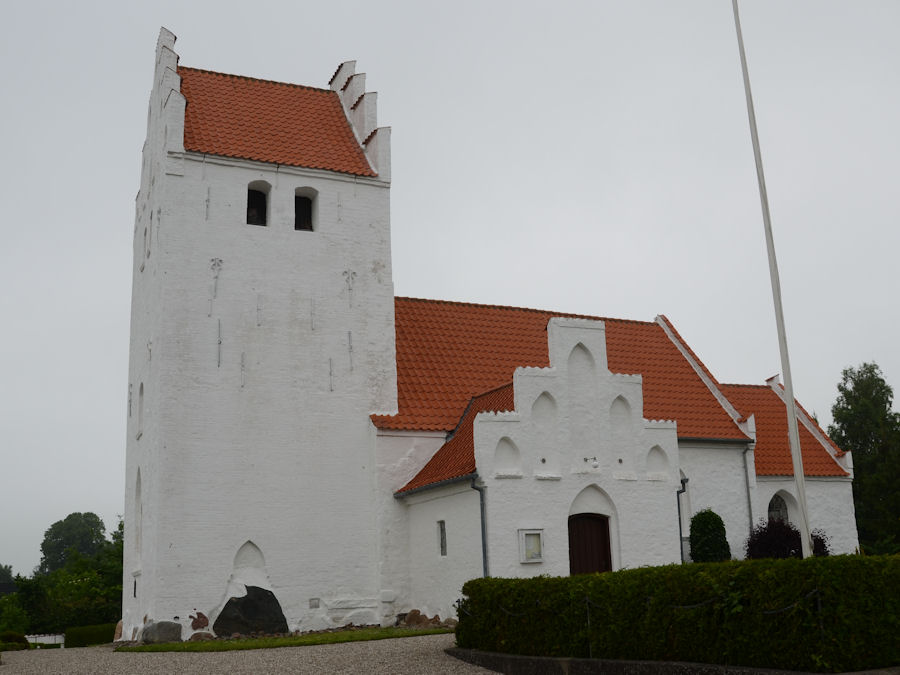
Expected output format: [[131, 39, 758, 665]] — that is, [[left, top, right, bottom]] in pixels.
[[567, 343, 596, 381], [532, 392, 560, 477], [609, 395, 631, 435], [568, 343, 599, 467], [134, 468, 143, 556], [568, 485, 620, 572], [494, 437, 522, 478], [645, 445, 669, 480]]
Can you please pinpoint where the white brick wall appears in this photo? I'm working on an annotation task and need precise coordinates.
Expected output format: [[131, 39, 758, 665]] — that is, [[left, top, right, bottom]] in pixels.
[[124, 31, 395, 638]]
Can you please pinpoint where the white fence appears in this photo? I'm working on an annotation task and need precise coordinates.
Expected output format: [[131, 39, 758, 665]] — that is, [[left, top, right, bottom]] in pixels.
[[25, 633, 65, 647]]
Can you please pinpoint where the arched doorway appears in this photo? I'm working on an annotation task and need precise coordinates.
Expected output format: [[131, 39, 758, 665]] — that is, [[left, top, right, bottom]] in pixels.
[[568, 513, 612, 574]]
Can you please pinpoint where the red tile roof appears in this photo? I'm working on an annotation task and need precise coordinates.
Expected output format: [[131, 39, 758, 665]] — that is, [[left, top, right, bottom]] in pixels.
[[721, 384, 848, 477], [177, 67, 376, 177], [374, 298, 746, 441], [398, 384, 515, 494], [386, 298, 847, 494]]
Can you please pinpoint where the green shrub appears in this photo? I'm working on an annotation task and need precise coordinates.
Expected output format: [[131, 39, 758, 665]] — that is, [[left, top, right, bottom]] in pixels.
[[65, 622, 117, 648], [0, 630, 27, 645], [456, 555, 900, 672], [0, 641, 29, 652], [689, 508, 731, 562]]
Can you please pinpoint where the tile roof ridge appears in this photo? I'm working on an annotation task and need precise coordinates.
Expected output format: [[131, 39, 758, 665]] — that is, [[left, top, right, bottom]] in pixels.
[[655, 315, 748, 438], [766, 380, 846, 459], [657, 315, 722, 386], [177, 65, 333, 93], [721, 382, 769, 389], [393, 296, 656, 325]]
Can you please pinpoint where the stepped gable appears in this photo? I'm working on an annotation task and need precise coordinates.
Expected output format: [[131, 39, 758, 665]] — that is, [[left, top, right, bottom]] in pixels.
[[374, 297, 746, 442], [178, 66, 376, 176], [722, 384, 848, 477], [398, 384, 515, 494]]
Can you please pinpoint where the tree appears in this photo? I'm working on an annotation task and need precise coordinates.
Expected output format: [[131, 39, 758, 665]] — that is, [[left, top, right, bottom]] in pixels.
[[689, 509, 731, 562], [14, 518, 124, 633], [37, 512, 107, 575], [0, 564, 13, 584], [828, 363, 900, 555]]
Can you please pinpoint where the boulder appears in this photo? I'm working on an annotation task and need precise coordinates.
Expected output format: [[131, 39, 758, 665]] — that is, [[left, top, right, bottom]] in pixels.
[[141, 620, 183, 644], [113, 620, 123, 641], [212, 585, 288, 636], [188, 632, 215, 641]]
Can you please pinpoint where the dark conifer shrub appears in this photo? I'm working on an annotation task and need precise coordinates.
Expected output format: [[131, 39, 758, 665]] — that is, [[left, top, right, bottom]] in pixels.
[[689, 509, 731, 562]]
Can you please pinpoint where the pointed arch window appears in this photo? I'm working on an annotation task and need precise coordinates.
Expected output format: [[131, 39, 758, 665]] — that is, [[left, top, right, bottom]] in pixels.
[[768, 494, 789, 523]]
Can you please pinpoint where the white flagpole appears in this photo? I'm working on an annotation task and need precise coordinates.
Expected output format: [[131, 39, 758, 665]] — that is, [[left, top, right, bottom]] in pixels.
[[731, 0, 813, 557]]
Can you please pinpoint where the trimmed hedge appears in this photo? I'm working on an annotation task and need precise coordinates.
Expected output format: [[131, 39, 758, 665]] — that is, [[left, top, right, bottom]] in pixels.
[[456, 555, 899, 673], [65, 622, 117, 648]]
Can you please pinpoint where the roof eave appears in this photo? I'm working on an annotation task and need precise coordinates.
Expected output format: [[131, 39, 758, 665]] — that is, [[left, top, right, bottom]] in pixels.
[[394, 472, 477, 499]]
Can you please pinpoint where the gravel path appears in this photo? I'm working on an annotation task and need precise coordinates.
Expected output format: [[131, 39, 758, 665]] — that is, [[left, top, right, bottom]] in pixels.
[[0, 633, 496, 674]]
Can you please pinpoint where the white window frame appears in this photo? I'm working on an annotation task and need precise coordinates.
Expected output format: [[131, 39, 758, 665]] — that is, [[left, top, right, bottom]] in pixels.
[[518, 529, 543, 564]]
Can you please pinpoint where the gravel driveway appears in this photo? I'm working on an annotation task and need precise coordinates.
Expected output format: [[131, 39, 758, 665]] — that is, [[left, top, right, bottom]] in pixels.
[[0, 633, 496, 674]]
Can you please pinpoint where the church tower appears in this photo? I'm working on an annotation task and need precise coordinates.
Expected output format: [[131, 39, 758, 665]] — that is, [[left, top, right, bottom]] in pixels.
[[123, 28, 396, 639]]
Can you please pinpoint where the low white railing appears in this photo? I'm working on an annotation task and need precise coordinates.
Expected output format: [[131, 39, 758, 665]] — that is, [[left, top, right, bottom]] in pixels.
[[25, 633, 65, 647]]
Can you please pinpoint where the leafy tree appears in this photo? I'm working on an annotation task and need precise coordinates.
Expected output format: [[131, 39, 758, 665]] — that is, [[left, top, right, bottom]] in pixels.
[[37, 512, 107, 575], [828, 363, 900, 554], [689, 508, 731, 562], [0, 594, 28, 634], [15, 518, 123, 633], [0, 565, 13, 584]]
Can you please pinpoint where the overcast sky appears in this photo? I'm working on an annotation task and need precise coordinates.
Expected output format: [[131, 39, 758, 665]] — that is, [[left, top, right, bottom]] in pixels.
[[1, 0, 897, 577]]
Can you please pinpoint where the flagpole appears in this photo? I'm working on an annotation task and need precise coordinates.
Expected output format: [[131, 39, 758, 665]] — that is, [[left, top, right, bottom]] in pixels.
[[731, 0, 812, 557]]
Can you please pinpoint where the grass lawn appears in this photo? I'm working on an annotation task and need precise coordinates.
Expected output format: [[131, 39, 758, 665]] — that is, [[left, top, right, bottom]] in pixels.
[[116, 626, 452, 653]]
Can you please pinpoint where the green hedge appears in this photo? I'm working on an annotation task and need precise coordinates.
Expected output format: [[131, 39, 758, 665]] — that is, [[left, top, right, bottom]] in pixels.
[[65, 622, 117, 648], [456, 555, 899, 673], [0, 641, 29, 652]]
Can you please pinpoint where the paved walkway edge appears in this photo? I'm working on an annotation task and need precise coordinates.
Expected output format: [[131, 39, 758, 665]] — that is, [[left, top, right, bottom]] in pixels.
[[445, 648, 900, 675]]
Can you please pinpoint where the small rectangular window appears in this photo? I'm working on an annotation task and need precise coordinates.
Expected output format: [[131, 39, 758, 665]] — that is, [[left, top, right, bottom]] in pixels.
[[518, 529, 543, 563], [295, 196, 313, 231], [438, 520, 447, 556], [247, 189, 267, 225]]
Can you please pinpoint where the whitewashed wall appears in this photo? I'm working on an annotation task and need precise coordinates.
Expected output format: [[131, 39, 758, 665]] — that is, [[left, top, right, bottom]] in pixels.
[[124, 29, 396, 639], [678, 441, 754, 559], [373, 430, 446, 623], [405, 482, 482, 620], [755, 478, 859, 555], [475, 318, 682, 580]]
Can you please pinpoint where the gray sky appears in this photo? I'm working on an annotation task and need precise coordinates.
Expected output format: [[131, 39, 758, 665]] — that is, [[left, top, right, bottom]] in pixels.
[[1, 0, 898, 577]]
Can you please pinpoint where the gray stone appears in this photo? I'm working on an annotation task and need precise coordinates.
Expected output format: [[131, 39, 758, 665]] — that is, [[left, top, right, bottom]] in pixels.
[[141, 620, 183, 644]]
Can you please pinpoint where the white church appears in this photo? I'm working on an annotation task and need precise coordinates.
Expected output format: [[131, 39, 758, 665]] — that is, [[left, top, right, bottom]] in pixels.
[[122, 29, 858, 640]]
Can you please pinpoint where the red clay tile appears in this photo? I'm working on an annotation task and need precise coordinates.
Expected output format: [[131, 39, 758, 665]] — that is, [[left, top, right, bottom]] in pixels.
[[374, 298, 746, 440], [721, 384, 847, 477], [178, 67, 376, 177]]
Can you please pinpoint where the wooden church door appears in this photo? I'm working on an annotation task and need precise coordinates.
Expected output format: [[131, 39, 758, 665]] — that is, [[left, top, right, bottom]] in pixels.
[[568, 513, 612, 574]]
